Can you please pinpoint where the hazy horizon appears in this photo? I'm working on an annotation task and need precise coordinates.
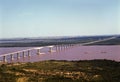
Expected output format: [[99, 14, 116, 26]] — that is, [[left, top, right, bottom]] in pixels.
[[0, 34, 119, 39]]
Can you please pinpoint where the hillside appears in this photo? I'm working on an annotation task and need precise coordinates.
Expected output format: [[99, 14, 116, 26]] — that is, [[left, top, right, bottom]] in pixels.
[[0, 60, 120, 82]]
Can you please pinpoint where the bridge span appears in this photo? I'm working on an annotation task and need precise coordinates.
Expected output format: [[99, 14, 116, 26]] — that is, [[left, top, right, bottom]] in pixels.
[[0, 44, 73, 63], [0, 36, 117, 63]]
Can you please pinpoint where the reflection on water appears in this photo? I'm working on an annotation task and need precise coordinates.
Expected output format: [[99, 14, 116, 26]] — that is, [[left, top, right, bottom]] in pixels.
[[0, 45, 120, 63]]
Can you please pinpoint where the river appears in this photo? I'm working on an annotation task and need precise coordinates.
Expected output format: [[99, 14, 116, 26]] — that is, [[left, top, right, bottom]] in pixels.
[[0, 45, 120, 63]]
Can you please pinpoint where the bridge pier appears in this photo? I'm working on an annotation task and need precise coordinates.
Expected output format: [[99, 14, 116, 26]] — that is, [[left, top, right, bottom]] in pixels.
[[60, 45, 62, 50], [56, 45, 60, 52], [23, 51, 26, 58], [61, 45, 63, 50], [63, 45, 65, 50], [49, 47, 52, 52], [3, 56, 7, 63], [58, 45, 61, 51], [37, 49, 41, 55], [10, 54, 14, 61], [47, 46, 55, 53], [34, 47, 44, 55], [28, 50, 30, 57], [17, 53, 20, 59], [66, 45, 68, 48], [55, 46, 57, 51]]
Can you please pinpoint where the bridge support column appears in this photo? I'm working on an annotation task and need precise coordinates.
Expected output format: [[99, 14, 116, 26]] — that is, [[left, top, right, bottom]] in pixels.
[[17, 53, 20, 59], [65, 45, 67, 49], [23, 51, 26, 58], [3, 56, 7, 63], [61, 45, 63, 50], [37, 49, 40, 55], [63, 45, 65, 50], [58, 45, 61, 51], [49, 47, 53, 52], [28, 50, 30, 57], [55, 45, 58, 51], [64, 45, 66, 49], [60, 45, 62, 50], [10, 54, 14, 61]]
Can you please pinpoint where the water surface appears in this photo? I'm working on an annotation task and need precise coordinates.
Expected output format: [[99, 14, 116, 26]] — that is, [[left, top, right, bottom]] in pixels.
[[0, 45, 120, 63]]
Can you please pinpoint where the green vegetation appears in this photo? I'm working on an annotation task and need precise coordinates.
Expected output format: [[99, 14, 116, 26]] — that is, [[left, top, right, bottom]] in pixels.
[[0, 60, 120, 82], [0, 35, 120, 47]]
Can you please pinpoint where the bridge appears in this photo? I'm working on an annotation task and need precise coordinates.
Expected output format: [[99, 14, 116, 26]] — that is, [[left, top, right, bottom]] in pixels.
[[0, 36, 117, 63], [0, 44, 73, 63]]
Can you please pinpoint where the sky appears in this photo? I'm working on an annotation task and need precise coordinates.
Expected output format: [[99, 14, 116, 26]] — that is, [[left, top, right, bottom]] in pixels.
[[0, 0, 120, 38]]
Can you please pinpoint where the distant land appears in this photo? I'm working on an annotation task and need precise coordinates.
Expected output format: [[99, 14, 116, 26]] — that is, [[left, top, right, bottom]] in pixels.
[[0, 35, 120, 47]]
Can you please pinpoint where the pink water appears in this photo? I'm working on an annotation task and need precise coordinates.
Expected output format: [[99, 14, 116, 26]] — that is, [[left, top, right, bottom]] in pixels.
[[0, 45, 120, 62]]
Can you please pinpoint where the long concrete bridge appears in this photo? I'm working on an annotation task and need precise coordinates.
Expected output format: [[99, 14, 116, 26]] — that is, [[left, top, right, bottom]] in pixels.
[[0, 36, 117, 63], [0, 44, 73, 63]]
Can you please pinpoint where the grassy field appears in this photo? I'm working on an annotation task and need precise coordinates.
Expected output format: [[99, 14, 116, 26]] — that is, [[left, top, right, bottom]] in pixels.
[[0, 59, 120, 82]]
